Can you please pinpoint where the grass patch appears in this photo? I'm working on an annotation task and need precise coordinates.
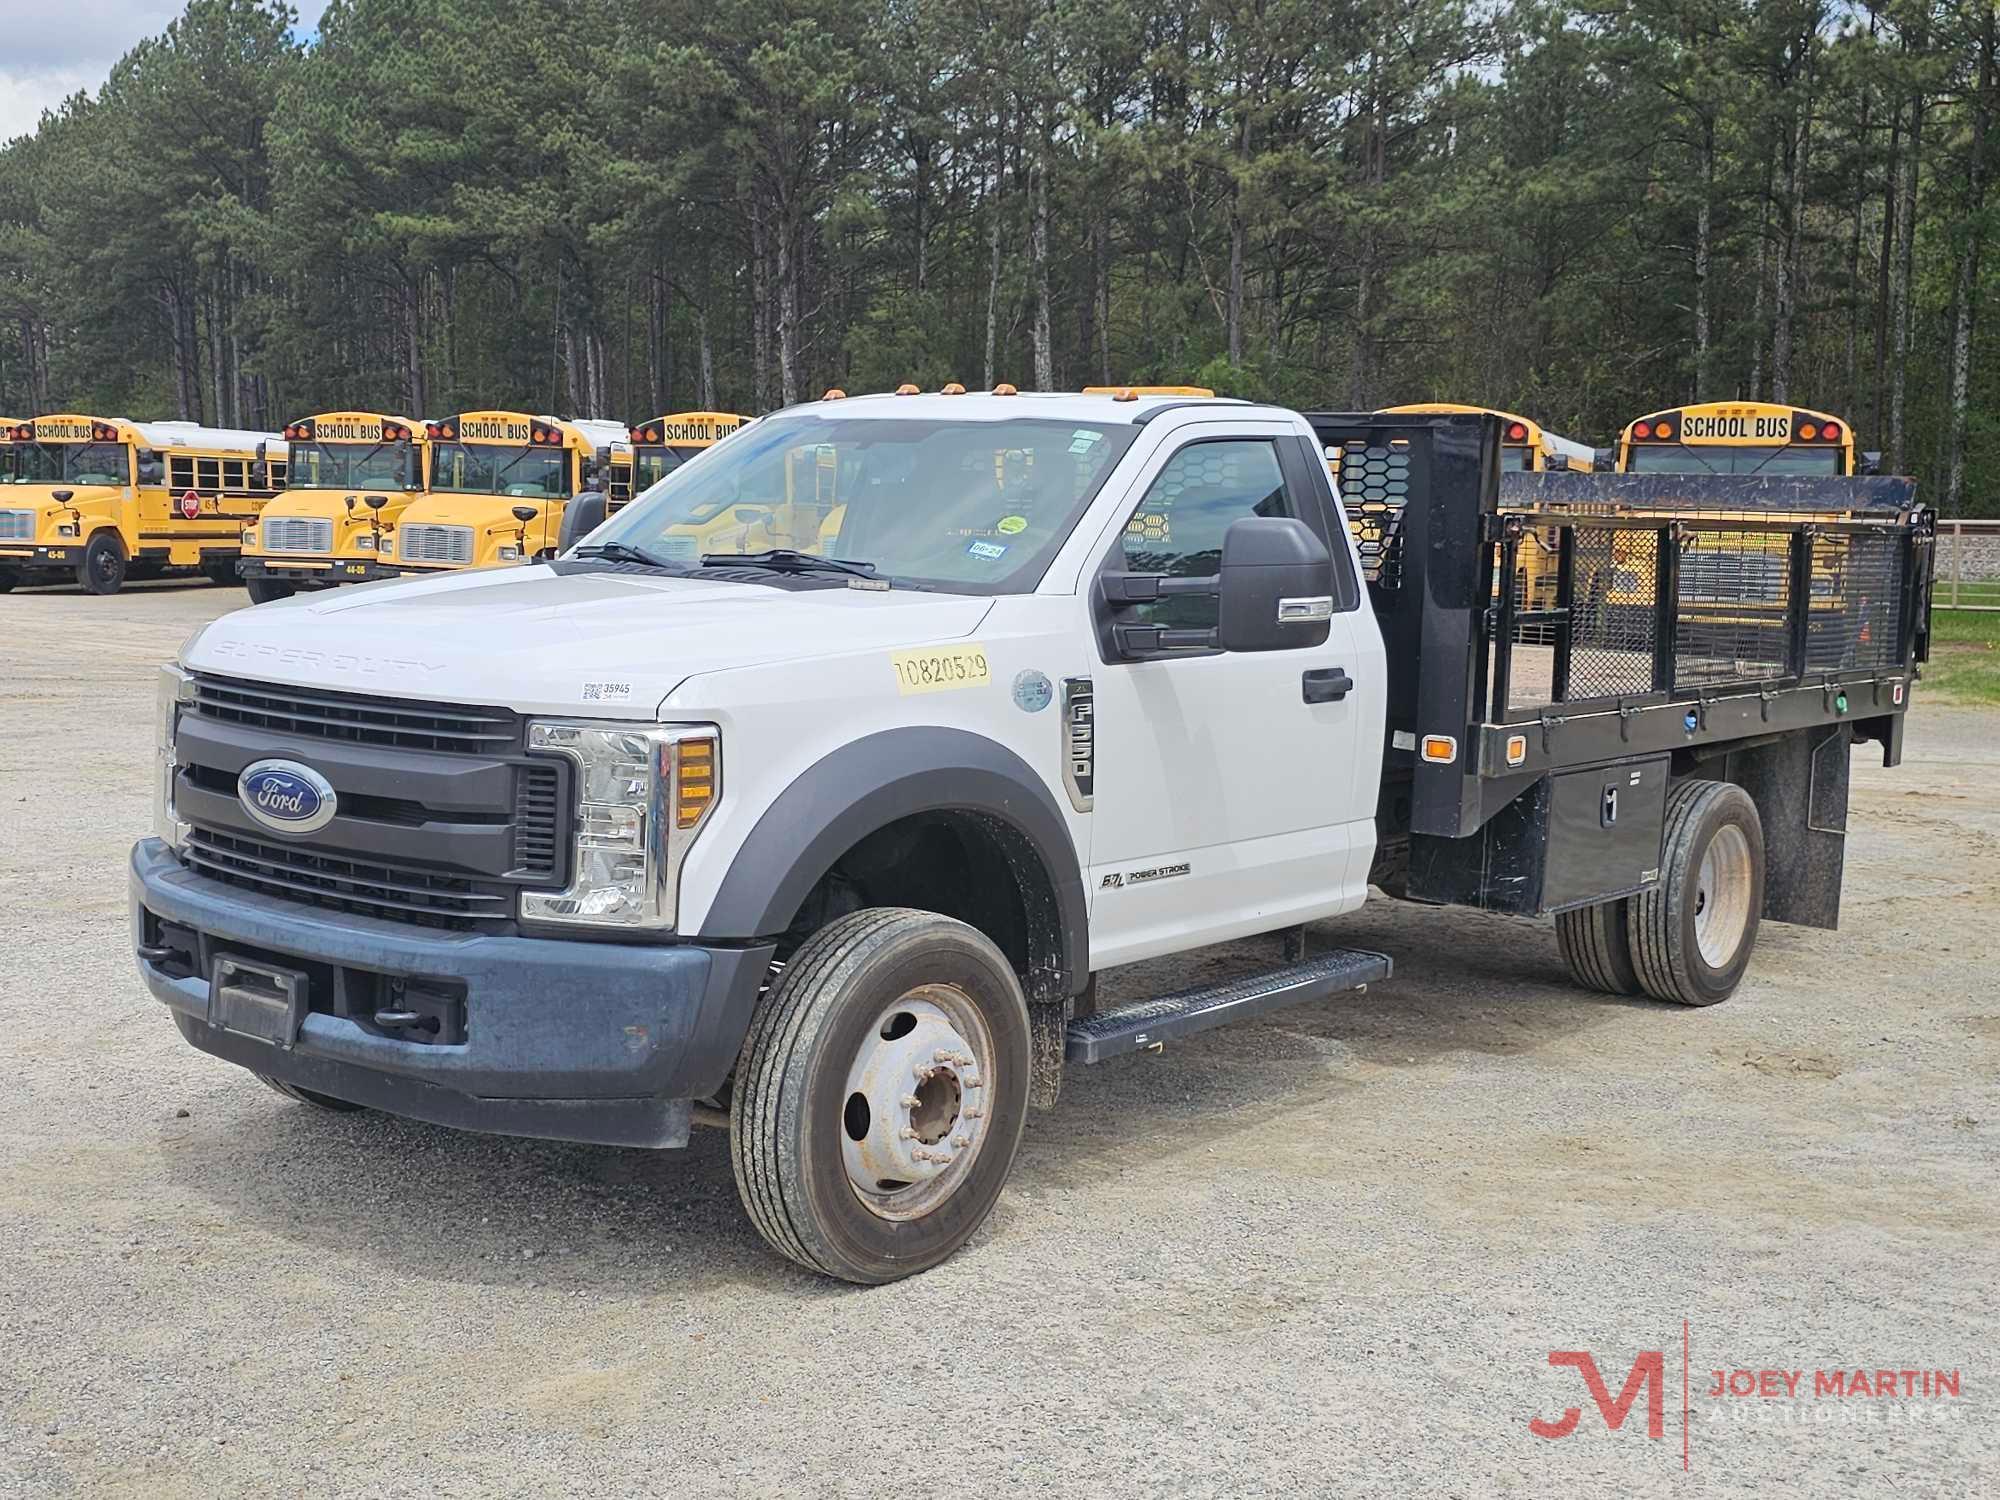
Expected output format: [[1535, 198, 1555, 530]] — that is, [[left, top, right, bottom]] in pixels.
[[1924, 607, 2000, 703]]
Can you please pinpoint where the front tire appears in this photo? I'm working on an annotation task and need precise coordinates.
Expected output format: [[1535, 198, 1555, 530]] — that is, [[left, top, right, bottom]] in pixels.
[[245, 576, 295, 604], [1629, 779, 1765, 1006], [0, 567, 17, 593], [730, 908, 1031, 1283], [258, 1075, 365, 1112], [76, 533, 126, 595]]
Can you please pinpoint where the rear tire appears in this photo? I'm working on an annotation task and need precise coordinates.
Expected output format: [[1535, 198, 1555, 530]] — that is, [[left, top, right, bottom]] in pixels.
[[1629, 779, 1764, 1006], [257, 1075, 365, 1112], [201, 557, 240, 586], [0, 568, 17, 593], [730, 908, 1031, 1283], [76, 533, 126, 595], [1555, 899, 1643, 995], [245, 576, 295, 604]]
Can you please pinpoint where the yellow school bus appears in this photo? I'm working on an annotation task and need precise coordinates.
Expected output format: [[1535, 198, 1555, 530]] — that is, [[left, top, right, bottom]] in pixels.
[[387, 411, 626, 574], [1376, 404, 1594, 618], [0, 414, 284, 595], [618, 411, 750, 513], [1617, 400, 1857, 476], [239, 411, 428, 603], [0, 421, 21, 486], [1596, 402, 1858, 653]]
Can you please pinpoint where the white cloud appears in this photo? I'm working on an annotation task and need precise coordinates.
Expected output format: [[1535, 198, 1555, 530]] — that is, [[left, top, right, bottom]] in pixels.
[[0, 2, 329, 145]]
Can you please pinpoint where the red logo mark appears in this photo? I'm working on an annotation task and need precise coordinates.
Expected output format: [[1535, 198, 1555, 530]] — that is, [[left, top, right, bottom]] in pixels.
[[1531, 1349, 1667, 1440]]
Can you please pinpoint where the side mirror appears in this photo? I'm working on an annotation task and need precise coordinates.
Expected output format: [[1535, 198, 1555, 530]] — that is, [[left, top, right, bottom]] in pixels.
[[138, 460, 163, 484], [511, 504, 538, 524], [364, 494, 388, 512], [1215, 517, 1334, 652], [558, 492, 608, 553], [52, 489, 74, 504], [250, 461, 268, 488], [1859, 451, 1883, 476], [344, 495, 357, 512]]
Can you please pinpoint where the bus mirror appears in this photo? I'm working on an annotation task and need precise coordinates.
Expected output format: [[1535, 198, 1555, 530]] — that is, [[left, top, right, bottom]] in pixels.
[[344, 496, 357, 511], [249, 461, 267, 488], [511, 505, 538, 524], [364, 494, 388, 511], [255, 441, 267, 461], [1859, 450, 1883, 476], [138, 459, 163, 484]]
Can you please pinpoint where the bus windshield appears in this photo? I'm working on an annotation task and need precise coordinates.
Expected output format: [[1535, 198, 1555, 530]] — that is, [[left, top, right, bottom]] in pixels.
[[1627, 444, 1842, 476], [595, 413, 1139, 594], [631, 445, 718, 490], [5, 442, 131, 485], [288, 441, 410, 491], [430, 443, 571, 498]]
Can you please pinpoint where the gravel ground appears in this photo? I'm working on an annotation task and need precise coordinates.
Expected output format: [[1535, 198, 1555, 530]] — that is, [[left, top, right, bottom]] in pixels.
[[1, 577, 1995, 1498]]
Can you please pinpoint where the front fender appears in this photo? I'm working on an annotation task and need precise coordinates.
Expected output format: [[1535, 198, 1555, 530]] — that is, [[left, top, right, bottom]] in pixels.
[[697, 727, 1089, 993]]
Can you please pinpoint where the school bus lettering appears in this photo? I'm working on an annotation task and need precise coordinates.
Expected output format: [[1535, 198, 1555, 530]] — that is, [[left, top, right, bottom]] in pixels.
[[313, 416, 384, 443], [1681, 414, 1790, 441], [660, 418, 740, 443], [460, 417, 533, 443], [34, 417, 96, 443]]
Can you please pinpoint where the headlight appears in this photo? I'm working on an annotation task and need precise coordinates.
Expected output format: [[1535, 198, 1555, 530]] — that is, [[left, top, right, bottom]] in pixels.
[[520, 723, 719, 931], [381, 534, 395, 557], [353, 533, 377, 552], [498, 545, 522, 561], [57, 523, 78, 538], [154, 665, 195, 851], [242, 526, 258, 548]]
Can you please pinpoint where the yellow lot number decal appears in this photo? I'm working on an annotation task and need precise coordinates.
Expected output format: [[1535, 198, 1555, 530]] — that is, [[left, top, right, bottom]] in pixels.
[[890, 645, 992, 695]]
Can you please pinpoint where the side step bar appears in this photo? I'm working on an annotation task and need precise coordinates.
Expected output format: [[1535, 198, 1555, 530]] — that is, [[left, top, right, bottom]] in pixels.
[[1065, 947, 1392, 1064]]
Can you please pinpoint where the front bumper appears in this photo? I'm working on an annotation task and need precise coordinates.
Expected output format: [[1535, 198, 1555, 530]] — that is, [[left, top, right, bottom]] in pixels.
[[241, 556, 403, 585], [0, 544, 81, 569], [131, 838, 773, 1148]]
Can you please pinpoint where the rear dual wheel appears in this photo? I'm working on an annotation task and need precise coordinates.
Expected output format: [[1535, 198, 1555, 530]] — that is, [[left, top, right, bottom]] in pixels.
[[730, 908, 1030, 1284], [1556, 778, 1764, 1007]]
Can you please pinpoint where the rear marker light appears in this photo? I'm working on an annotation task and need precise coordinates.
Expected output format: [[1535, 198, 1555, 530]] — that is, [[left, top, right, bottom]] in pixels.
[[1420, 735, 1458, 764], [1504, 734, 1527, 767]]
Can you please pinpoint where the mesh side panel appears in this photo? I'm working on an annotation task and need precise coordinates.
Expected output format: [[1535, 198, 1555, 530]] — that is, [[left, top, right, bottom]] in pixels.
[[1567, 530, 1657, 700], [1806, 532, 1903, 672], [1336, 444, 1410, 586], [1675, 528, 1790, 682]]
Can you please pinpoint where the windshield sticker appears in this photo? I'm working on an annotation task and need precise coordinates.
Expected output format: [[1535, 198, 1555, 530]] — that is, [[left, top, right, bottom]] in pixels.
[[995, 515, 1028, 536], [1071, 429, 1102, 445], [966, 539, 1009, 561], [1012, 669, 1053, 714], [581, 680, 634, 703], [890, 645, 991, 695]]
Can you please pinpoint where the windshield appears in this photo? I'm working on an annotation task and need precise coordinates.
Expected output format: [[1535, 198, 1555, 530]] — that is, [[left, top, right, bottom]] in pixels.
[[1627, 444, 1843, 476], [430, 442, 572, 498], [592, 414, 1139, 593], [288, 440, 411, 491], [4, 442, 131, 486]]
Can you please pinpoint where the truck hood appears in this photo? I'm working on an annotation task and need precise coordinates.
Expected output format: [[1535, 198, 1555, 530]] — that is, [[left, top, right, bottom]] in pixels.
[[183, 563, 994, 716]]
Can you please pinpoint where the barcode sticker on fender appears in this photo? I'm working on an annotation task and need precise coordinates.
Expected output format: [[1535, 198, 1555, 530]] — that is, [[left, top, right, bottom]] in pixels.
[[890, 645, 991, 695]]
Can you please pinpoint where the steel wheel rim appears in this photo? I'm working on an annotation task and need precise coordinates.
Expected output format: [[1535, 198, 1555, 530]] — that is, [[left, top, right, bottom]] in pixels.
[[1694, 823, 1754, 968], [839, 984, 995, 1223]]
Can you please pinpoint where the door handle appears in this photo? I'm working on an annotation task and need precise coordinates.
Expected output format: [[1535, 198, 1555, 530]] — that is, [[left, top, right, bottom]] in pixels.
[[1302, 667, 1353, 703]]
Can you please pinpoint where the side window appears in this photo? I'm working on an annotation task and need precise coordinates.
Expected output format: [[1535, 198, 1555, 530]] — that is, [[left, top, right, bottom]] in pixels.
[[1118, 440, 1291, 629]]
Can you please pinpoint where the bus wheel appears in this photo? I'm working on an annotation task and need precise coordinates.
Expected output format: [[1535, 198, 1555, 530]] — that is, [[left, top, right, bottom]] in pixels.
[[201, 557, 240, 586], [1554, 899, 1642, 995], [245, 577, 295, 605], [730, 908, 1030, 1283], [1629, 780, 1765, 1006], [0, 567, 17, 593], [76, 534, 127, 595]]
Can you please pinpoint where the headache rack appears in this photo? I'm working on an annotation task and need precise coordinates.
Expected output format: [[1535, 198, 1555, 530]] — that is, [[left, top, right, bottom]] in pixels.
[[1309, 411, 1933, 921]]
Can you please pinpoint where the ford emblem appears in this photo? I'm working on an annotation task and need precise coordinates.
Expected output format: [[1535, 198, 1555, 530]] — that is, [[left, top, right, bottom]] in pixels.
[[237, 759, 337, 836]]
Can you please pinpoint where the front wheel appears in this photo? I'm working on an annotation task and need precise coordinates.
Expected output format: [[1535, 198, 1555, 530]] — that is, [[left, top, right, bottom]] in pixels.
[[730, 908, 1031, 1283], [1629, 780, 1765, 1006], [76, 533, 127, 595], [258, 1075, 365, 1112], [0, 567, 17, 594], [245, 576, 295, 604], [201, 557, 240, 586]]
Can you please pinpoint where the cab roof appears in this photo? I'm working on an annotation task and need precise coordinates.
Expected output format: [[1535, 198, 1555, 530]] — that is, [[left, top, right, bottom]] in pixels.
[[783, 389, 1266, 426]]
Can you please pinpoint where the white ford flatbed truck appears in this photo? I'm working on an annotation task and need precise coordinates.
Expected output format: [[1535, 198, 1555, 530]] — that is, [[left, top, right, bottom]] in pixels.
[[132, 393, 1934, 1282]]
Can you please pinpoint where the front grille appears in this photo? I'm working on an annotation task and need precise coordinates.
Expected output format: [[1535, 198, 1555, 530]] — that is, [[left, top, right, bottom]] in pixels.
[[0, 510, 33, 540], [262, 517, 333, 553], [191, 674, 518, 754], [398, 523, 474, 564], [514, 762, 561, 877], [184, 828, 511, 929]]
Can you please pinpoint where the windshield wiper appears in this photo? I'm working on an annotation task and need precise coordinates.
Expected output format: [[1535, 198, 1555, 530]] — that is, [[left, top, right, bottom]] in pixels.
[[574, 540, 684, 570], [706, 548, 879, 580]]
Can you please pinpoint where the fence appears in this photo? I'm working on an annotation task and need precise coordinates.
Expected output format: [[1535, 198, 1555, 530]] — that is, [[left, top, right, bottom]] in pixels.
[[1937, 519, 2000, 611]]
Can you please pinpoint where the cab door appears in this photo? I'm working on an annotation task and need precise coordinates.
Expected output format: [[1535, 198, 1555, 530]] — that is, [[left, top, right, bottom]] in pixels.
[[1081, 425, 1384, 970]]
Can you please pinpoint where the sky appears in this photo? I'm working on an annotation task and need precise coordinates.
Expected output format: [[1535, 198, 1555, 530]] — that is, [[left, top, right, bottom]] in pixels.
[[0, 1, 327, 142]]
